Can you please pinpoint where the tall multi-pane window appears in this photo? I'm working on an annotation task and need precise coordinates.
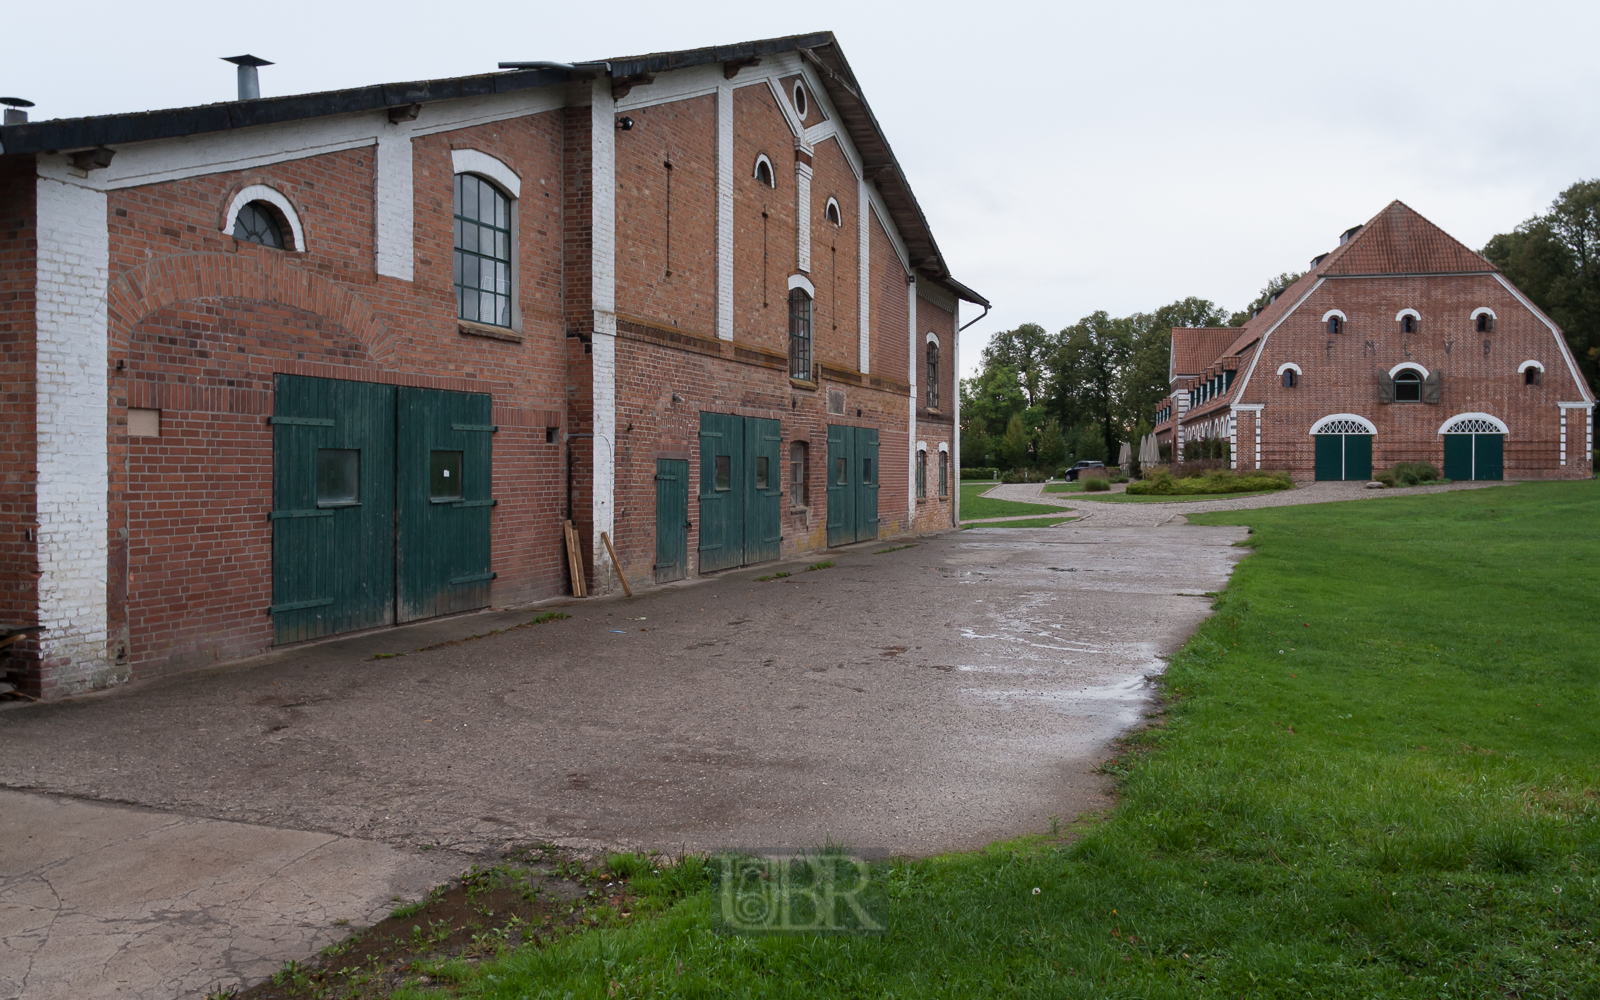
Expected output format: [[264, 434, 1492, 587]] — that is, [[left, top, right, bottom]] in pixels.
[[926, 341, 940, 409], [939, 451, 948, 496], [790, 441, 808, 506], [788, 288, 813, 380], [454, 173, 513, 327], [916, 449, 927, 499]]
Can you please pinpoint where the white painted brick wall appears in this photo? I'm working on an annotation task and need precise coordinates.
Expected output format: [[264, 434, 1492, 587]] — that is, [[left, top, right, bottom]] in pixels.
[[716, 83, 734, 341], [857, 176, 870, 374], [34, 171, 112, 692], [374, 120, 416, 280], [794, 157, 812, 274], [591, 80, 618, 590]]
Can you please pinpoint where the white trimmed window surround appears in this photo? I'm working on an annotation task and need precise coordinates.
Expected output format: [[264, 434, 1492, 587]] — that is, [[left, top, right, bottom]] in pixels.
[[1276, 362, 1302, 375], [1395, 308, 1421, 323], [825, 196, 841, 226], [1518, 360, 1545, 373], [1439, 413, 1509, 435], [1309, 414, 1377, 435], [1472, 307, 1498, 321], [937, 441, 949, 453], [1321, 309, 1347, 324], [222, 185, 305, 251], [451, 149, 521, 197], [1388, 362, 1429, 378], [788, 273, 815, 297], [753, 153, 775, 187]]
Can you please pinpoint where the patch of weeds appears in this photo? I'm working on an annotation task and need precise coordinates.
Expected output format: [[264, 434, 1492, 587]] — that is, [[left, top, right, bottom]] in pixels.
[[234, 846, 704, 1000], [754, 571, 792, 581], [873, 544, 916, 554], [804, 560, 836, 572]]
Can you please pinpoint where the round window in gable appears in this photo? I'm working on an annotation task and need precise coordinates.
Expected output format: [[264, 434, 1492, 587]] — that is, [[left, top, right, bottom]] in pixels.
[[793, 82, 808, 120], [233, 201, 286, 249]]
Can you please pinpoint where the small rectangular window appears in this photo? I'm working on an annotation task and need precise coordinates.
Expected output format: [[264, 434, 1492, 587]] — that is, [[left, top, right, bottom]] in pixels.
[[916, 452, 926, 499], [546, 426, 559, 443], [128, 408, 161, 438], [318, 449, 360, 505], [714, 454, 731, 491], [862, 457, 873, 484], [755, 455, 770, 490], [430, 450, 463, 501], [939, 452, 949, 496], [790, 442, 807, 505], [835, 456, 847, 485]]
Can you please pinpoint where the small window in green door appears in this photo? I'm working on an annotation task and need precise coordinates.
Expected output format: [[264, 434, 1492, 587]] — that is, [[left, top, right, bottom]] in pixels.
[[317, 449, 360, 506], [755, 455, 770, 489], [714, 455, 731, 491], [862, 456, 873, 484], [430, 450, 464, 501], [835, 456, 848, 484]]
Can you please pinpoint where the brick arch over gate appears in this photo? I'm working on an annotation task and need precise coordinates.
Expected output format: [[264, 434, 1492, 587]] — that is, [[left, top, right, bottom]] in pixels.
[[106, 253, 396, 364]]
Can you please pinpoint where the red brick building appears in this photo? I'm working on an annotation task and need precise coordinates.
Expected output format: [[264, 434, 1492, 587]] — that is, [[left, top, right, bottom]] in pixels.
[[0, 32, 985, 699], [1154, 202, 1594, 482]]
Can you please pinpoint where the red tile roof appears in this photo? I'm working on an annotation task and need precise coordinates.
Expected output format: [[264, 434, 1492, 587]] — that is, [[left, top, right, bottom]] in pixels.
[[1170, 327, 1241, 380], [1323, 201, 1497, 277]]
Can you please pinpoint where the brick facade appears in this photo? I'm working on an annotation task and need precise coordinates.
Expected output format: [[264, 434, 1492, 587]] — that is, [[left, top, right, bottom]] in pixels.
[[0, 34, 985, 699], [1154, 203, 1595, 481]]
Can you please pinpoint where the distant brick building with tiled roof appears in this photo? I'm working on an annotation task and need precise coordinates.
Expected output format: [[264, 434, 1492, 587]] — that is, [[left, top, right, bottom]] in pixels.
[[1152, 201, 1595, 481]]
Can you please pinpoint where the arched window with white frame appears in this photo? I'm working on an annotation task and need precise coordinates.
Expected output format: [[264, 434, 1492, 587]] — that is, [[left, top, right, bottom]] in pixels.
[[1473, 307, 1497, 334], [825, 197, 841, 226], [925, 333, 941, 410], [451, 151, 521, 330], [753, 154, 775, 188], [223, 185, 305, 251]]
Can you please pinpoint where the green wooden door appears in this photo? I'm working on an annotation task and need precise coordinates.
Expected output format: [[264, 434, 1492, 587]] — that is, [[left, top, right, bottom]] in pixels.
[[744, 417, 782, 565], [1474, 434, 1503, 480], [271, 375, 396, 644], [698, 412, 743, 573], [654, 459, 689, 583], [1443, 434, 1473, 481], [396, 387, 495, 622], [826, 424, 853, 547], [855, 426, 880, 541], [1314, 434, 1343, 481], [1345, 434, 1372, 481]]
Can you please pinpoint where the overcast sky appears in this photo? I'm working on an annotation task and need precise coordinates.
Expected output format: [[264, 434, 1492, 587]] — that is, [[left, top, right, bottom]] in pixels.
[[7, 0, 1597, 377]]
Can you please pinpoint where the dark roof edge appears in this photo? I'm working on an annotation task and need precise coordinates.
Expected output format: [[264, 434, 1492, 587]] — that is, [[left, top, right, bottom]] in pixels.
[[0, 68, 576, 153]]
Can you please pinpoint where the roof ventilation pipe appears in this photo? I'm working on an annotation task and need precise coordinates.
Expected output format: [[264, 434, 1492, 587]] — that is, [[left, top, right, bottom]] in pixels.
[[222, 55, 273, 101], [1, 97, 34, 125]]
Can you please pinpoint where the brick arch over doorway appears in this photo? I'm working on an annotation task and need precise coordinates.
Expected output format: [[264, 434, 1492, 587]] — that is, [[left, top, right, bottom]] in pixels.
[[106, 252, 396, 364]]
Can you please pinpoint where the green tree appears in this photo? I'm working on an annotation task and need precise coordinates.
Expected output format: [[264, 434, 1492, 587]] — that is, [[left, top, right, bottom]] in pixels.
[[1038, 418, 1068, 471], [980, 323, 1057, 409], [960, 362, 1027, 464], [1051, 312, 1133, 462], [1483, 179, 1600, 389], [1120, 297, 1231, 437], [998, 413, 1032, 470], [1228, 272, 1304, 327]]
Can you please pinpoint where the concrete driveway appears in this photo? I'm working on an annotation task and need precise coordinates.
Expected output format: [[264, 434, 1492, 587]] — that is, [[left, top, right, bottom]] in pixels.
[[1, 518, 1247, 997]]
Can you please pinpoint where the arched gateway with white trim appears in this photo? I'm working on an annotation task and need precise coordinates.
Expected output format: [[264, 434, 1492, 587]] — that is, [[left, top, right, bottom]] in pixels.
[[1439, 413, 1507, 481], [1309, 414, 1375, 481]]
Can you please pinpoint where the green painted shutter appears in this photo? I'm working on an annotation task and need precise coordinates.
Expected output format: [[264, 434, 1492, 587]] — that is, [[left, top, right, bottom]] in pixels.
[[826, 424, 851, 547], [396, 387, 494, 622], [654, 458, 689, 583], [698, 412, 744, 573], [1344, 434, 1372, 481], [1314, 434, 1343, 481], [1443, 434, 1473, 481], [857, 426, 879, 542], [1474, 434, 1503, 480], [744, 417, 782, 566], [271, 375, 396, 644]]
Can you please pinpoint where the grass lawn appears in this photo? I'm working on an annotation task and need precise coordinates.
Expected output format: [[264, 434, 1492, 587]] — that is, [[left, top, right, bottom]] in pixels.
[[959, 481, 1064, 520], [1042, 482, 1085, 493], [1069, 489, 1282, 504], [961, 516, 1077, 528], [404, 482, 1600, 999]]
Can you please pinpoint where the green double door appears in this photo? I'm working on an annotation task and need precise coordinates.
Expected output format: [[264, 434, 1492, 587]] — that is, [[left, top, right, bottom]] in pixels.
[[271, 375, 494, 644], [1443, 434, 1503, 481], [826, 424, 880, 547], [1313, 433, 1373, 481], [697, 413, 782, 573]]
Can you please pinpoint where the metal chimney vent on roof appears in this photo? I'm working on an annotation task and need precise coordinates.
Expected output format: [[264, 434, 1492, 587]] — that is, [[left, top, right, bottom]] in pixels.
[[1, 97, 34, 125], [222, 55, 273, 101]]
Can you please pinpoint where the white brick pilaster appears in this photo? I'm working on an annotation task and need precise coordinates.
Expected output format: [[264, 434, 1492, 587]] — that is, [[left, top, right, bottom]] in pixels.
[[35, 168, 111, 691], [857, 175, 870, 374], [716, 82, 734, 341], [907, 277, 917, 530], [374, 120, 415, 280], [795, 149, 813, 274], [591, 79, 618, 589]]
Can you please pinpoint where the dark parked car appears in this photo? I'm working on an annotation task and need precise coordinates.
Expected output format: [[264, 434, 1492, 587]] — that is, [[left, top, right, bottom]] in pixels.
[[1065, 461, 1106, 482]]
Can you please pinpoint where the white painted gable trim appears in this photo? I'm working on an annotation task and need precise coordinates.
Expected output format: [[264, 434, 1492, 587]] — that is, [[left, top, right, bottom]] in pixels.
[[1231, 277, 1325, 404], [1492, 273, 1595, 403], [223, 184, 306, 251], [451, 149, 521, 198]]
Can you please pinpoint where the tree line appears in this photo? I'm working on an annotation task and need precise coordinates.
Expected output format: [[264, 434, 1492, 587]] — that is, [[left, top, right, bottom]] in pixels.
[[962, 179, 1600, 472]]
